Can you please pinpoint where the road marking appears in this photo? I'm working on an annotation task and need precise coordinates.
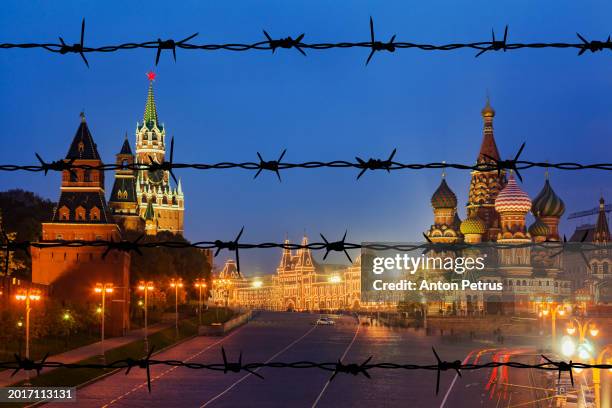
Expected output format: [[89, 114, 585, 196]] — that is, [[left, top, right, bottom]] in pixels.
[[200, 324, 317, 407], [101, 326, 246, 407], [311, 319, 360, 408], [439, 349, 478, 408]]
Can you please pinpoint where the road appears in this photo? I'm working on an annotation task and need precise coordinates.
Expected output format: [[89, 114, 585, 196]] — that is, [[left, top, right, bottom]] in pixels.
[[46, 312, 546, 408]]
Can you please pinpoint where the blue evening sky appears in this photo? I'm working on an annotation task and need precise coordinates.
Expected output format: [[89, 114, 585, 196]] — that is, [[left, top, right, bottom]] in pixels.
[[1, 1, 611, 274]]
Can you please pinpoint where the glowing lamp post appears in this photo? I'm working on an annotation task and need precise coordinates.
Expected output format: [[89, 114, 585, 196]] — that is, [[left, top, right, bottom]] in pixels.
[[137, 281, 154, 353], [94, 283, 114, 362], [566, 318, 598, 344], [169, 278, 183, 337], [194, 279, 207, 326], [15, 288, 42, 383]]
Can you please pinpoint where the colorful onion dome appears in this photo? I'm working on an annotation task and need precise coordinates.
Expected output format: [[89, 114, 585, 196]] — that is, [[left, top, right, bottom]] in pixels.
[[494, 173, 532, 213], [431, 178, 457, 209], [532, 179, 565, 217], [481, 98, 495, 118], [528, 218, 550, 237], [460, 215, 486, 235]]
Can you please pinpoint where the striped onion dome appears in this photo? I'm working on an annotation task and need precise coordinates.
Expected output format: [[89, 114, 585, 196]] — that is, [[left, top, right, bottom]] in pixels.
[[532, 179, 565, 217], [460, 215, 486, 235], [528, 218, 550, 237], [494, 173, 532, 213], [431, 179, 457, 209]]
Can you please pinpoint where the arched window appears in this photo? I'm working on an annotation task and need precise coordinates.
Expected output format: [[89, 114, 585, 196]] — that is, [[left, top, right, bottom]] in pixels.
[[90, 206, 100, 221], [121, 159, 129, 168], [142, 195, 147, 203], [162, 196, 168, 205], [70, 170, 78, 182], [75, 206, 86, 221], [172, 196, 177, 205], [59, 206, 70, 220], [603, 262, 609, 274], [84, 169, 91, 182]]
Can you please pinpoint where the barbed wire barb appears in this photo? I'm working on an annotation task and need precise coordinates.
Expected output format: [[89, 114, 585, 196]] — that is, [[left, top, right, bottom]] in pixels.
[[124, 345, 155, 392], [254, 149, 286, 181], [221, 347, 263, 379], [542, 355, 574, 387], [355, 148, 397, 179], [320, 230, 352, 263], [155, 32, 199, 65], [58, 18, 88, 67], [330, 356, 373, 381], [484, 142, 526, 181], [576, 32, 612, 56], [475, 25, 508, 57], [262, 30, 306, 56], [366, 16, 396, 65], [213, 227, 245, 273], [432, 347, 462, 395]]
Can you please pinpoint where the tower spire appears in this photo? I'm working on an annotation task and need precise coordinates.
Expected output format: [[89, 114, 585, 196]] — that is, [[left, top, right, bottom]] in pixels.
[[594, 195, 610, 243], [144, 72, 158, 128], [478, 96, 500, 163]]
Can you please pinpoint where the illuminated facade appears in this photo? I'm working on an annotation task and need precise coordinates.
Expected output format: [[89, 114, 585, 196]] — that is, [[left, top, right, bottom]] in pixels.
[[423, 99, 571, 315], [211, 237, 361, 311], [31, 114, 130, 336]]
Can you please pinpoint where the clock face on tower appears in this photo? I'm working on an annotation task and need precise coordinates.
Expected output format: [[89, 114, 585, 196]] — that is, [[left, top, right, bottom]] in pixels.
[[148, 169, 164, 185]]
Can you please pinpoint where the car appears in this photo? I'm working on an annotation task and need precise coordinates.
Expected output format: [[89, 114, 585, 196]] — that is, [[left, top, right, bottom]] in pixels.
[[316, 317, 335, 325]]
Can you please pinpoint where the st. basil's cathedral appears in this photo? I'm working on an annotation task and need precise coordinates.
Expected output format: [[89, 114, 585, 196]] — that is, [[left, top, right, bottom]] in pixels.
[[426, 98, 566, 246]]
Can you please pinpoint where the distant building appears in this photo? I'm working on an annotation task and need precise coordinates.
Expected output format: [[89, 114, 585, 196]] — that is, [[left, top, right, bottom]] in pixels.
[[565, 196, 612, 309], [211, 236, 361, 311], [31, 114, 130, 336]]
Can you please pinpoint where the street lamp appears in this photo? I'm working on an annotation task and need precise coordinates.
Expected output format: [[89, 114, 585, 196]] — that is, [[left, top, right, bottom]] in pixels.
[[15, 288, 42, 384], [566, 318, 599, 344], [94, 282, 114, 363], [194, 279, 207, 326], [537, 303, 567, 350], [137, 280, 154, 353], [62, 310, 72, 347], [169, 278, 183, 337], [592, 344, 612, 408]]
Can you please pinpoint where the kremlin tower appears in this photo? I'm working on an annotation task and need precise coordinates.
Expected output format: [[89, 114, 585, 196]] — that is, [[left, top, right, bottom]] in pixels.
[[466, 98, 506, 241], [108, 135, 141, 232], [31, 114, 130, 337], [110, 72, 185, 235]]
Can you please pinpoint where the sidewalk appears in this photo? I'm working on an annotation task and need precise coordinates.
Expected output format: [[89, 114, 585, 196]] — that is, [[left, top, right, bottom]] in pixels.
[[0, 323, 170, 386]]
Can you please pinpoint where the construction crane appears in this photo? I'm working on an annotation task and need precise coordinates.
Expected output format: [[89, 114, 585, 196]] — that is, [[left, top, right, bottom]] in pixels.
[[567, 203, 612, 220]]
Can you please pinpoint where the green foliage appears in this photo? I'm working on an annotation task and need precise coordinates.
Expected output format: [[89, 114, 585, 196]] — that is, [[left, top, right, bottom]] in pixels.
[[0, 189, 56, 278], [0, 298, 100, 362]]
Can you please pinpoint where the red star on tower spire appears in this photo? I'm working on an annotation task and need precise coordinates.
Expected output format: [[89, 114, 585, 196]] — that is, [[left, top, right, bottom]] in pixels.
[[146, 71, 156, 81]]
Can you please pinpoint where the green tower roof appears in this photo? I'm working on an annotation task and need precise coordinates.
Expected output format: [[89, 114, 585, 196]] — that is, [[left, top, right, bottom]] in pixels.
[[143, 80, 158, 129]]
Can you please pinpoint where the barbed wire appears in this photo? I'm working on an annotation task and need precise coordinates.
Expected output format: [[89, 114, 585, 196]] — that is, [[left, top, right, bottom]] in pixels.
[[1, 144, 612, 181], [2, 18, 612, 66], [2, 231, 609, 275], [2, 347, 610, 394]]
